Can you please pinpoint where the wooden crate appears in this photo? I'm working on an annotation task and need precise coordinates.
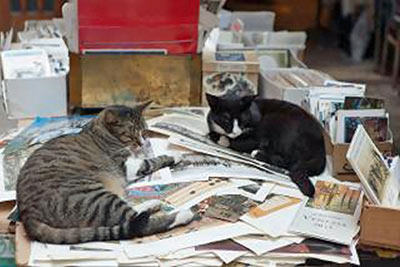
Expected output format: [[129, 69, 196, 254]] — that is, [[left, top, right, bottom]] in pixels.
[[69, 54, 202, 110]]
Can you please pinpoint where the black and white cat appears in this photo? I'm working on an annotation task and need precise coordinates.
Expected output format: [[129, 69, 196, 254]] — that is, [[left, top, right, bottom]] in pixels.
[[206, 93, 326, 197]]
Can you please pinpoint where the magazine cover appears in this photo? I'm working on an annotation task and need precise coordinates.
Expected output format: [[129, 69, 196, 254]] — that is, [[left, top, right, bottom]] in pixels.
[[289, 180, 362, 245]]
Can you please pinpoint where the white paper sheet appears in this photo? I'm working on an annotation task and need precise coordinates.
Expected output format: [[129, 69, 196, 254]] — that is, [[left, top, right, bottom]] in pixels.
[[233, 236, 304, 256], [122, 222, 261, 259], [241, 195, 302, 238]]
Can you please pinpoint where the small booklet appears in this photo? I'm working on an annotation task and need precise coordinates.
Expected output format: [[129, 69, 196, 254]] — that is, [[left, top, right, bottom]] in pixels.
[[347, 125, 399, 206], [289, 180, 362, 245]]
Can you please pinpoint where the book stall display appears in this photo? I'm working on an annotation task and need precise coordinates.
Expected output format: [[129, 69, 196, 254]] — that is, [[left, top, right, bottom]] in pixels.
[[1, 0, 400, 266]]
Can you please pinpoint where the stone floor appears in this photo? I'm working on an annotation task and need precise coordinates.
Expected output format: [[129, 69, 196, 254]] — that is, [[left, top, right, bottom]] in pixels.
[[304, 31, 400, 153]]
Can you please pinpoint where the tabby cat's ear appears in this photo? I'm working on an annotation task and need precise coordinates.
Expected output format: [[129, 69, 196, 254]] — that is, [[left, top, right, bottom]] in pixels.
[[103, 109, 119, 125], [206, 93, 218, 109], [136, 100, 153, 114]]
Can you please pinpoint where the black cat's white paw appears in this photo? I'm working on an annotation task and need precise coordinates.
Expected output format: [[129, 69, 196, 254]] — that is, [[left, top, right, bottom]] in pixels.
[[217, 136, 230, 147], [250, 149, 260, 158]]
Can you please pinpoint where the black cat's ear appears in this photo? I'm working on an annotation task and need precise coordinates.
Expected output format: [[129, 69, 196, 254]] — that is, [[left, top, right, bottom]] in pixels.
[[136, 100, 153, 114], [206, 93, 219, 109], [241, 95, 256, 106]]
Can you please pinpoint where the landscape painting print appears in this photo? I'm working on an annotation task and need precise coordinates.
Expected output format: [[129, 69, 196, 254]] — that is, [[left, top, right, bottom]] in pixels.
[[364, 149, 390, 202], [306, 181, 361, 215], [346, 125, 397, 205]]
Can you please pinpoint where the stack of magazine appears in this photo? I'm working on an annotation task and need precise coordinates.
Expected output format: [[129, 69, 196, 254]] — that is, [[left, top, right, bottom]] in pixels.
[[0, 108, 364, 266]]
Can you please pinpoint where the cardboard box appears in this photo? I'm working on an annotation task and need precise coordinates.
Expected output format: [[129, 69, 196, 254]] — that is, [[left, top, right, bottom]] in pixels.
[[2, 74, 68, 119], [360, 203, 400, 250], [259, 68, 330, 106], [324, 130, 393, 181], [0, 201, 14, 234], [202, 51, 259, 105], [15, 223, 30, 267]]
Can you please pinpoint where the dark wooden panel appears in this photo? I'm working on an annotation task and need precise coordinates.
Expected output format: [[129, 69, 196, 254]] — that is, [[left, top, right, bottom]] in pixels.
[[69, 54, 202, 109]]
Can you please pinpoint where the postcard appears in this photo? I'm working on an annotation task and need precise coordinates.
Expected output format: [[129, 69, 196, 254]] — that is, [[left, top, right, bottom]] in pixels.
[[323, 80, 366, 93], [347, 125, 399, 206], [344, 116, 388, 143], [193, 194, 259, 222], [289, 180, 362, 245], [335, 109, 386, 143], [343, 96, 385, 110]]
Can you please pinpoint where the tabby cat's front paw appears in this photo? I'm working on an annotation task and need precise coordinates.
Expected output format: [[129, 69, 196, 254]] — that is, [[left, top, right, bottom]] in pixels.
[[134, 199, 163, 215], [218, 136, 230, 147], [168, 209, 195, 229]]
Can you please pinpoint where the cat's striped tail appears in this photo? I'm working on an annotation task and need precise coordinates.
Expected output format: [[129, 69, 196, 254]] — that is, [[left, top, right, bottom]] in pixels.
[[23, 212, 149, 244]]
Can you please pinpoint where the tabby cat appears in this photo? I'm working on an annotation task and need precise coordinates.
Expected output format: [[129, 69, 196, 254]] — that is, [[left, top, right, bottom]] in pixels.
[[206, 93, 326, 197], [17, 103, 194, 244]]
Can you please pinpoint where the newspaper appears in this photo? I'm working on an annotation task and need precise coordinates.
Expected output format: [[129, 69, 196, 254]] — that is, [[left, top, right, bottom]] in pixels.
[[148, 114, 292, 182], [347, 125, 399, 206], [289, 180, 362, 245], [1, 116, 92, 198]]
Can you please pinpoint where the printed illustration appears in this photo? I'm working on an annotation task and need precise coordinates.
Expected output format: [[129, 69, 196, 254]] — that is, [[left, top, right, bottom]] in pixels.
[[306, 181, 361, 215]]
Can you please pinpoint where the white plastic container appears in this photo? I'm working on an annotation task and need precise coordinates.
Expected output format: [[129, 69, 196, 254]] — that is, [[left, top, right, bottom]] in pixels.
[[2, 74, 68, 119]]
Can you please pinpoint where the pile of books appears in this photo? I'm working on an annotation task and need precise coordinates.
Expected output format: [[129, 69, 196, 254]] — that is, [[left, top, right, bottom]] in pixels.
[[0, 108, 364, 266]]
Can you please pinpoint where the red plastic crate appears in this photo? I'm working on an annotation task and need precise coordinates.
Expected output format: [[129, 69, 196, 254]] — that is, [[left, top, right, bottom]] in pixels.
[[78, 0, 200, 54]]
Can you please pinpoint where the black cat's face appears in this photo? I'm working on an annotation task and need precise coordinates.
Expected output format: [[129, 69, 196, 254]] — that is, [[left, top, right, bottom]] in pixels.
[[206, 94, 255, 138]]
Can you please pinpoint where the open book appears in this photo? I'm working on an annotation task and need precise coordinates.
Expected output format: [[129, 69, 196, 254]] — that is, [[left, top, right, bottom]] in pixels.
[[347, 125, 399, 206]]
